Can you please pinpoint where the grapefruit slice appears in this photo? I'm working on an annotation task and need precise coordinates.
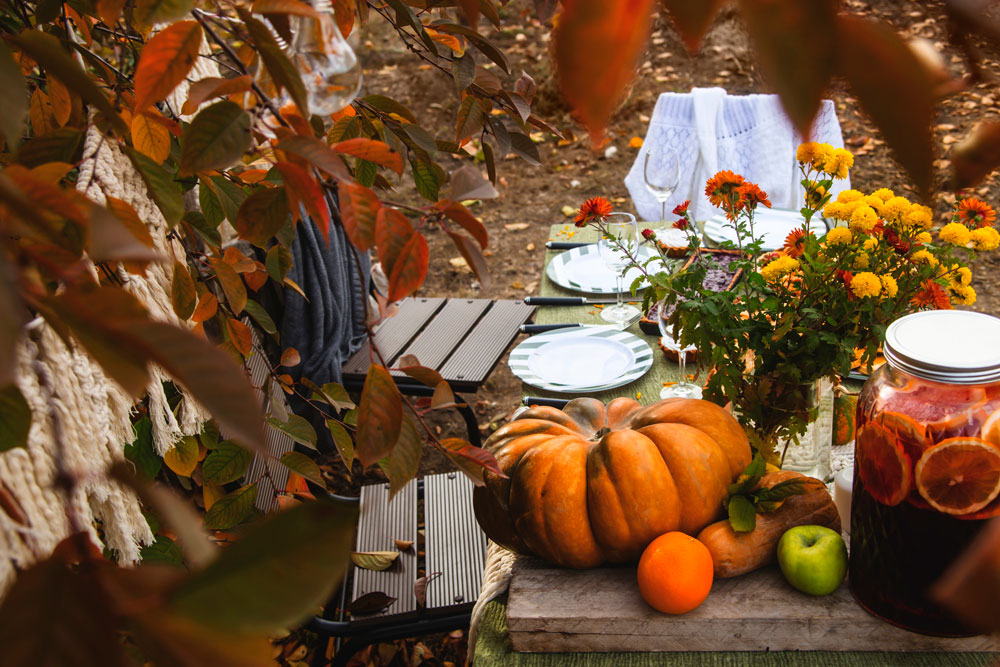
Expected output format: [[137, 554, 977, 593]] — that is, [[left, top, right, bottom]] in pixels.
[[856, 421, 912, 506], [914, 437, 1000, 516]]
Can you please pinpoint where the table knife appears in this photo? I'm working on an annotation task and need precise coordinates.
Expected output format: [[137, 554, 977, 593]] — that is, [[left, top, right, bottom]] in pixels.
[[545, 241, 593, 250], [523, 296, 627, 306], [519, 323, 584, 334], [521, 396, 571, 409]]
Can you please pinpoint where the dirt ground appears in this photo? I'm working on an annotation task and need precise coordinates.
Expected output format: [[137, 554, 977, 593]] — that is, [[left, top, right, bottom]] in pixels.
[[320, 1, 1000, 660], [332, 0, 1000, 486]]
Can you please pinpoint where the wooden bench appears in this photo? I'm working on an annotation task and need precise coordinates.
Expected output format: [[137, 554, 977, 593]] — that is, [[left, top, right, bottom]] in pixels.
[[341, 297, 535, 447], [309, 472, 487, 666]]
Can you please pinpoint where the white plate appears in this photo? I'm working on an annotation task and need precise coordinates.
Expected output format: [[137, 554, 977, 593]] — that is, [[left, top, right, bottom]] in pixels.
[[702, 208, 828, 251], [546, 244, 664, 294], [508, 326, 653, 393]]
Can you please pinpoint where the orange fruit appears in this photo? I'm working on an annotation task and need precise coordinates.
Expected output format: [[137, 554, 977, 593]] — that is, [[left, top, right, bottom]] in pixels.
[[981, 409, 1000, 447], [856, 421, 912, 506], [637, 532, 713, 614], [873, 410, 930, 467], [833, 394, 857, 446], [915, 437, 1000, 516]]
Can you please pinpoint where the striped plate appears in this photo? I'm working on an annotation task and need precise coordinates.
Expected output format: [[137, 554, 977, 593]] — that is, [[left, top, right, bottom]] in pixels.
[[545, 244, 664, 294], [508, 326, 653, 393]]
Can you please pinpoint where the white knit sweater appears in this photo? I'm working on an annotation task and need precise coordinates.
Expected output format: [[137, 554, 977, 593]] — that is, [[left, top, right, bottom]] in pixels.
[[625, 87, 851, 224]]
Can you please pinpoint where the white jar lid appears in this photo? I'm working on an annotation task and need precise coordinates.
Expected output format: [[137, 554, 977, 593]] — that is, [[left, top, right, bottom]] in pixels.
[[884, 310, 1000, 384]]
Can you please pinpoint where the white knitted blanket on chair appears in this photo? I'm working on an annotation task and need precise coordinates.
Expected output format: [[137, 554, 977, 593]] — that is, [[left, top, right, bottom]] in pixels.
[[625, 87, 851, 224]]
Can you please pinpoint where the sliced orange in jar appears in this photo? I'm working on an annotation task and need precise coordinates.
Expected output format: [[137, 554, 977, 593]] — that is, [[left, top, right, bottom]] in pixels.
[[873, 410, 930, 464], [914, 438, 1000, 516], [856, 421, 912, 506], [981, 409, 1000, 448]]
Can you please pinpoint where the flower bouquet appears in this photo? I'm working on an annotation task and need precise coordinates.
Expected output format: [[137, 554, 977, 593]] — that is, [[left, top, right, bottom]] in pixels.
[[581, 143, 1000, 467]]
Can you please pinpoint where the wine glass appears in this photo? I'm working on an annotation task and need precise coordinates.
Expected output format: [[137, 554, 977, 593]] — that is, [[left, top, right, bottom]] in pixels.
[[656, 298, 702, 399], [597, 213, 641, 328], [643, 147, 680, 226], [289, 0, 363, 115]]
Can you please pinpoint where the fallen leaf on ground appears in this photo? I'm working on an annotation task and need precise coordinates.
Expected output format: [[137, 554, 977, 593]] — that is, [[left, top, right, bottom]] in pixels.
[[504, 222, 529, 231]]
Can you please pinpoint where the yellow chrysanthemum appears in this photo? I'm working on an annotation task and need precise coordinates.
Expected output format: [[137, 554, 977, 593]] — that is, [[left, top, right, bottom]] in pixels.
[[823, 148, 854, 179], [863, 237, 879, 251], [825, 226, 853, 245], [916, 231, 932, 244], [849, 205, 878, 234], [863, 195, 884, 214], [796, 142, 823, 165], [950, 284, 977, 306], [910, 249, 939, 267], [947, 265, 972, 287], [871, 188, 895, 202], [971, 227, 1000, 251], [759, 255, 800, 282], [882, 196, 912, 221], [810, 143, 834, 170], [880, 274, 899, 298], [904, 205, 933, 230], [822, 202, 847, 221], [837, 189, 864, 204], [940, 222, 972, 247], [850, 272, 882, 299], [853, 253, 871, 270]]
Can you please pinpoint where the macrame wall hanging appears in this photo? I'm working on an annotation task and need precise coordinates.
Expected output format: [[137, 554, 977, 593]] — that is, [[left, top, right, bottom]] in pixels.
[[0, 44, 223, 596]]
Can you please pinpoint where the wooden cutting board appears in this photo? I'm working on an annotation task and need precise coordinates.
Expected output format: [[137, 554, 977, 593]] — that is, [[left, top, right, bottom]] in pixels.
[[506, 556, 1000, 653]]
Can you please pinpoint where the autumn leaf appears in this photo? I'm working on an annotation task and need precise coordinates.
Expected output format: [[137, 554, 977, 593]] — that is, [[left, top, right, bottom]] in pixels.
[[210, 258, 248, 315], [455, 95, 491, 141], [252, 0, 319, 17], [164, 436, 199, 477], [659, 0, 726, 53], [181, 75, 253, 116], [332, 138, 404, 174], [179, 101, 252, 176], [338, 181, 381, 250], [738, 0, 836, 138], [225, 317, 253, 357], [277, 135, 352, 182], [388, 232, 428, 302], [235, 186, 289, 248], [436, 199, 488, 249], [134, 0, 196, 27], [276, 162, 331, 243], [192, 291, 218, 323], [132, 111, 172, 163], [133, 21, 203, 112], [355, 365, 402, 469], [29, 89, 57, 137], [554, 0, 655, 145]]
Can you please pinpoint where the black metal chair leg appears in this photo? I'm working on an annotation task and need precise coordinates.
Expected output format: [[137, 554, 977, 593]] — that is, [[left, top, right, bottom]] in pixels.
[[454, 392, 481, 447]]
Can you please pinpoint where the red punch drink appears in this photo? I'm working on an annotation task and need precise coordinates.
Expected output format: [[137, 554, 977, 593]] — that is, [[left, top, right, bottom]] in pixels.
[[850, 311, 1000, 635]]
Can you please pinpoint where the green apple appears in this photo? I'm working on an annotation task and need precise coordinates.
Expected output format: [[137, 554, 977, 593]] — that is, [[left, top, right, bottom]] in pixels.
[[777, 525, 848, 596]]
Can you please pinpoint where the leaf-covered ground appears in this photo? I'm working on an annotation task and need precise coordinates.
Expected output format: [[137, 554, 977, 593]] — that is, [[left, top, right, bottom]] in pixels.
[[316, 1, 1000, 663]]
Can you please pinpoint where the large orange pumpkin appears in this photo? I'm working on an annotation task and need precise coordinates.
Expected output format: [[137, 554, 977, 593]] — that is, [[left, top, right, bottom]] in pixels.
[[473, 396, 751, 568]]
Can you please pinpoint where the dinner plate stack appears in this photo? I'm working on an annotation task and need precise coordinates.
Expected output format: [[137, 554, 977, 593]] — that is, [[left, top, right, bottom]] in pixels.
[[508, 325, 653, 393]]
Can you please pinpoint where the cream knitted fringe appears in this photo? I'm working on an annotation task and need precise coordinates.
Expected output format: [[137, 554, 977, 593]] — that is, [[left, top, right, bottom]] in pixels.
[[0, 45, 227, 596]]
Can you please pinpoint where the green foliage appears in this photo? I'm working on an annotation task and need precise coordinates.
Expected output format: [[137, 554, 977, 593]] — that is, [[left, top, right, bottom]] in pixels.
[[0, 385, 30, 452]]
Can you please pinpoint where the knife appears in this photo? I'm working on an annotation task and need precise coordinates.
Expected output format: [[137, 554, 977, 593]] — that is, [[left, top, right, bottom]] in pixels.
[[519, 323, 584, 334], [521, 396, 571, 409], [524, 296, 629, 306], [545, 241, 593, 250]]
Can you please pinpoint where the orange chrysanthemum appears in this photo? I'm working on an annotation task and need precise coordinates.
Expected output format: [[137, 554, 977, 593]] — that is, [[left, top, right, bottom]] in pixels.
[[705, 170, 746, 207], [782, 228, 808, 258], [956, 198, 997, 229], [910, 279, 952, 310], [736, 183, 771, 209], [574, 196, 613, 227]]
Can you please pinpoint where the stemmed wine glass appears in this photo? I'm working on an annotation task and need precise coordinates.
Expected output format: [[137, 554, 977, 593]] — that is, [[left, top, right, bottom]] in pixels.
[[643, 147, 680, 227], [597, 212, 641, 328], [656, 297, 702, 399]]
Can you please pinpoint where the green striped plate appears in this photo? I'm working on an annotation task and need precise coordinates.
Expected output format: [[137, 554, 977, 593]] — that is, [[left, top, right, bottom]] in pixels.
[[545, 244, 664, 294]]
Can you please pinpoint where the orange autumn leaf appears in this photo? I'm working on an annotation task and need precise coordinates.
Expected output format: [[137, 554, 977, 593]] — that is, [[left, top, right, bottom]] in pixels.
[[134, 21, 203, 112], [332, 137, 404, 175]]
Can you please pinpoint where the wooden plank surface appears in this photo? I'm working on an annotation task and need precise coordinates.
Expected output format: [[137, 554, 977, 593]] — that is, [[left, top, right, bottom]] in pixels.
[[439, 299, 535, 391], [507, 556, 1000, 653], [342, 297, 444, 380], [424, 472, 487, 611], [390, 298, 490, 377]]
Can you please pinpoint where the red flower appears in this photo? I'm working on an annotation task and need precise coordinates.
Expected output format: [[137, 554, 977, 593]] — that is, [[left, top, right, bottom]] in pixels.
[[836, 269, 856, 301], [673, 218, 689, 230], [641, 228, 656, 240], [672, 200, 691, 216], [574, 196, 613, 227], [782, 228, 809, 258], [871, 221, 885, 238], [736, 183, 772, 209], [956, 197, 996, 229], [883, 227, 911, 255], [911, 279, 952, 310]]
